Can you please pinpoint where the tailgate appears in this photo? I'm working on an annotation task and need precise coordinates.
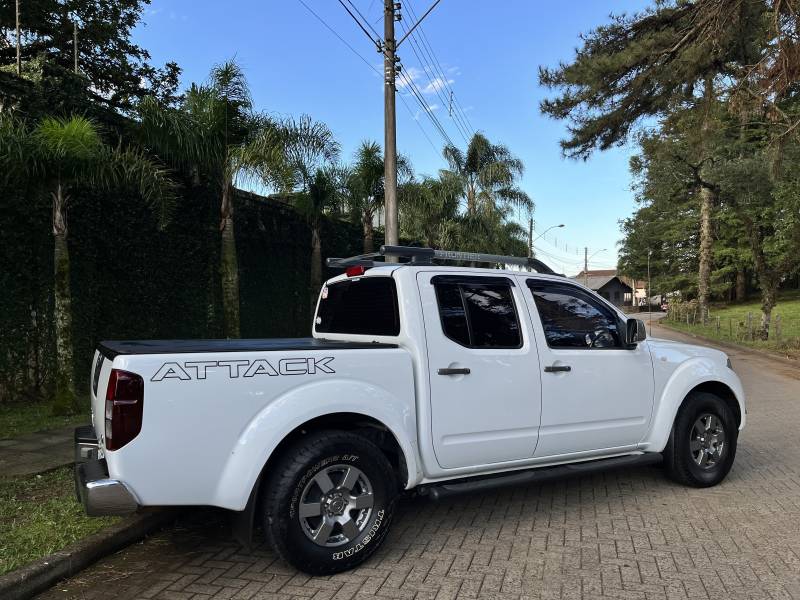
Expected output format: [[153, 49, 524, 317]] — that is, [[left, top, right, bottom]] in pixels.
[[89, 349, 112, 445]]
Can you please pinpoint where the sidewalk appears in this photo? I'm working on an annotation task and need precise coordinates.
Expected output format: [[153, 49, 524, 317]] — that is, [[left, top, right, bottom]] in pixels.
[[0, 424, 78, 477]]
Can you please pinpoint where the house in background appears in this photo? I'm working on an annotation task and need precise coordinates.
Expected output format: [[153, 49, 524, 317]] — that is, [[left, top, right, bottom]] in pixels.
[[572, 270, 633, 307]]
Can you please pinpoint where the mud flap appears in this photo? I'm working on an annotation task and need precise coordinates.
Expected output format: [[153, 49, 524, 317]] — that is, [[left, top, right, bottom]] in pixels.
[[231, 475, 260, 551]]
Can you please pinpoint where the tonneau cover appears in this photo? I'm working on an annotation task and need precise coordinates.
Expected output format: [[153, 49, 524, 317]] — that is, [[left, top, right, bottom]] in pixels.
[[98, 338, 397, 359]]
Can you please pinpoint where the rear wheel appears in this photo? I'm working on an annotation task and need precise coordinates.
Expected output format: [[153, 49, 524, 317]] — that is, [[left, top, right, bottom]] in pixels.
[[261, 431, 397, 574], [663, 392, 737, 487]]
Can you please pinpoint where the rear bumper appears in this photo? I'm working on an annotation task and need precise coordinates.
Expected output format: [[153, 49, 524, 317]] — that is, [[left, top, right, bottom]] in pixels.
[[74, 426, 139, 516]]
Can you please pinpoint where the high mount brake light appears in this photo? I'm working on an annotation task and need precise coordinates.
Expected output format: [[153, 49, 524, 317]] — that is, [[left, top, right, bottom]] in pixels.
[[105, 369, 144, 451], [346, 266, 366, 277]]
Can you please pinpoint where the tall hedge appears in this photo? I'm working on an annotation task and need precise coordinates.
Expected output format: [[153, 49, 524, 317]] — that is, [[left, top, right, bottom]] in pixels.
[[0, 183, 366, 406]]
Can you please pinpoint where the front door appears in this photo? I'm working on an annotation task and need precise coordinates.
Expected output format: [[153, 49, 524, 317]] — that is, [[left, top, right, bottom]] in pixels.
[[523, 279, 654, 458], [418, 272, 542, 469]]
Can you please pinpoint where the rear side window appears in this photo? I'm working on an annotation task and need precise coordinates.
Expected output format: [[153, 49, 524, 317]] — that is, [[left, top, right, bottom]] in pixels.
[[527, 280, 622, 349], [316, 277, 400, 336], [433, 277, 521, 349]]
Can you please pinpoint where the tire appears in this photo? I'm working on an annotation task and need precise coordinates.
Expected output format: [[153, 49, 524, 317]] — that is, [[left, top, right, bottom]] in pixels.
[[663, 392, 738, 487], [261, 430, 397, 575]]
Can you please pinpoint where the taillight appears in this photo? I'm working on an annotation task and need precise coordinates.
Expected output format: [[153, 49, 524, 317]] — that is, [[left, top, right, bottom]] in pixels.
[[345, 266, 366, 277], [105, 369, 144, 451]]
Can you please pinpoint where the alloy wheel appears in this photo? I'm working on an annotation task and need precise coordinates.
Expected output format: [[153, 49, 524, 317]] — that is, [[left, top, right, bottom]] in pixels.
[[298, 464, 375, 547]]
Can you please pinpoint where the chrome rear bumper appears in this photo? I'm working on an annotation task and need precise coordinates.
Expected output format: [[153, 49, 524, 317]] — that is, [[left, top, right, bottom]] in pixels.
[[74, 426, 139, 516]]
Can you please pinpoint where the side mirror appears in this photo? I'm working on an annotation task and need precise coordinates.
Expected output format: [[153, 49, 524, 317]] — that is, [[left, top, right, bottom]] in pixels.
[[625, 318, 647, 345]]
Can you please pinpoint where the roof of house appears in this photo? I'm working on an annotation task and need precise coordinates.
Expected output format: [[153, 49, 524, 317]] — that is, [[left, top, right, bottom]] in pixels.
[[570, 274, 633, 292], [575, 269, 617, 278]]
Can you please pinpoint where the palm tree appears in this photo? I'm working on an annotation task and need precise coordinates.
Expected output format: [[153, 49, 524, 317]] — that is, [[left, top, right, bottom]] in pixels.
[[280, 115, 340, 312], [138, 60, 287, 338], [293, 167, 347, 313], [399, 173, 461, 248], [442, 133, 533, 216], [347, 141, 413, 253], [0, 114, 175, 413], [348, 141, 383, 253]]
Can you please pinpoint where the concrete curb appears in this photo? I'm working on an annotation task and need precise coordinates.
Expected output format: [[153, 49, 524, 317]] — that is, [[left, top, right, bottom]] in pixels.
[[0, 508, 180, 600], [654, 321, 799, 368]]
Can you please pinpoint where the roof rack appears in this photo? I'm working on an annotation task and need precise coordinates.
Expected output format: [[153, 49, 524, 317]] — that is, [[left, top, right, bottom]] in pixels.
[[326, 245, 562, 276]]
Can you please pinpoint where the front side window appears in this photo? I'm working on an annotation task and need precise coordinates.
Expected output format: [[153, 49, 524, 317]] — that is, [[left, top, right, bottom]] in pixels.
[[433, 277, 521, 348], [316, 277, 400, 336], [527, 280, 622, 349]]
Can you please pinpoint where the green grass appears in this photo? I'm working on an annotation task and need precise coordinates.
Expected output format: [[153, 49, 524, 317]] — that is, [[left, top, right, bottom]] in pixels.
[[664, 290, 800, 359], [0, 401, 88, 440], [0, 467, 119, 575]]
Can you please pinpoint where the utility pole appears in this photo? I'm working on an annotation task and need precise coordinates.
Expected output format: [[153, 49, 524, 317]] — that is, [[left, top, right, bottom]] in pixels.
[[15, 0, 21, 76], [527, 218, 533, 258], [584, 247, 588, 287], [647, 249, 652, 330], [333, 0, 441, 258], [73, 20, 79, 74], [383, 0, 399, 257]]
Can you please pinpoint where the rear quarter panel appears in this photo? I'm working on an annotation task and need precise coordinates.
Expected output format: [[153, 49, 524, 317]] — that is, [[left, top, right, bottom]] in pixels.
[[103, 347, 416, 511]]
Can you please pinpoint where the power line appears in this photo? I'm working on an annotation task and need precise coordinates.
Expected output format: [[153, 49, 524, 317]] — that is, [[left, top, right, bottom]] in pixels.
[[337, 0, 382, 48], [297, 0, 379, 73], [397, 67, 454, 147], [401, 24, 474, 142], [404, 0, 475, 136], [400, 1, 474, 140], [397, 16, 470, 143], [296, 0, 440, 156], [345, 0, 382, 42], [397, 67, 454, 146]]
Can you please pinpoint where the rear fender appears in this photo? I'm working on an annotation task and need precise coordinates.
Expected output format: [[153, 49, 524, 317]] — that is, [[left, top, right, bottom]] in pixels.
[[212, 378, 418, 510], [640, 357, 745, 453]]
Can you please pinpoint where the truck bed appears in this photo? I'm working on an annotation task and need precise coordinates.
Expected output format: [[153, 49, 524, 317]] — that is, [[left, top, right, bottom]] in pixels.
[[98, 338, 397, 358]]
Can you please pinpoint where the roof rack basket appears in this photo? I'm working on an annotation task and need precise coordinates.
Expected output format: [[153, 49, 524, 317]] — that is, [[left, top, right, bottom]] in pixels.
[[326, 245, 561, 275]]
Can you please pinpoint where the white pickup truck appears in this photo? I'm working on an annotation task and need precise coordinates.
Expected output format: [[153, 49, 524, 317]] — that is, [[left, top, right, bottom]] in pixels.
[[75, 246, 745, 575]]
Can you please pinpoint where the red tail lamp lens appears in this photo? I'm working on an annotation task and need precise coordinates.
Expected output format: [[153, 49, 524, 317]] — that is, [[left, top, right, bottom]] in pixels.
[[104, 369, 144, 451], [346, 266, 366, 277]]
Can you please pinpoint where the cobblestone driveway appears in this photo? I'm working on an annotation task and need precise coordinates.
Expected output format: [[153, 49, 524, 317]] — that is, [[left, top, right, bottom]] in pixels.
[[39, 326, 800, 600]]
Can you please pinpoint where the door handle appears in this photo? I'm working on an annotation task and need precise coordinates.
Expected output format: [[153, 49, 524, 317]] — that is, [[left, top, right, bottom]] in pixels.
[[437, 367, 471, 376], [544, 365, 571, 373]]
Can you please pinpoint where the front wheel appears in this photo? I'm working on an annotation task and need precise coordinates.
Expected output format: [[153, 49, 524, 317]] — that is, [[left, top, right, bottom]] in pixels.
[[663, 392, 738, 487], [261, 431, 397, 574]]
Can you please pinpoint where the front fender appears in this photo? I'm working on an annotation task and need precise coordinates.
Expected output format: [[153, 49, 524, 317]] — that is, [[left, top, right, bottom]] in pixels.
[[640, 357, 746, 453], [212, 378, 418, 510]]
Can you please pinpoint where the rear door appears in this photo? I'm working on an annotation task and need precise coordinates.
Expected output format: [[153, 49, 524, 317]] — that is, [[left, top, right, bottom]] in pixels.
[[417, 272, 542, 469], [523, 279, 654, 458]]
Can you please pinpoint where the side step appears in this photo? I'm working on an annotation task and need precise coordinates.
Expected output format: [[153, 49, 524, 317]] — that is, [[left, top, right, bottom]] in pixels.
[[420, 453, 662, 501]]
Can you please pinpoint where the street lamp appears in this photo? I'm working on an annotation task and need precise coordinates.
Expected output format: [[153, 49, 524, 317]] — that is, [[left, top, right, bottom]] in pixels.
[[584, 248, 606, 287], [532, 223, 565, 247], [527, 223, 565, 272]]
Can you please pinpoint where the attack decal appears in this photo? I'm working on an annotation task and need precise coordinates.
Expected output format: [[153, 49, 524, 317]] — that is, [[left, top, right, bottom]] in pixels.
[[151, 356, 336, 382]]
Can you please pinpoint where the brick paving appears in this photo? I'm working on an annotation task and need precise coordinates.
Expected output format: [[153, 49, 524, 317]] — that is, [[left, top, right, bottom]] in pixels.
[[38, 326, 800, 600], [0, 424, 75, 476]]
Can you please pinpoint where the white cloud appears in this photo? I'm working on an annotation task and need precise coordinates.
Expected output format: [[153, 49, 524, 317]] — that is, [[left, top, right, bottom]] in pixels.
[[412, 104, 439, 121], [396, 66, 424, 89], [422, 77, 454, 95]]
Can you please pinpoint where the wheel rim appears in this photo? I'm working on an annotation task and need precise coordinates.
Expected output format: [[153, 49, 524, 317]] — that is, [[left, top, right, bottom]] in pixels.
[[690, 413, 727, 469], [298, 464, 375, 547]]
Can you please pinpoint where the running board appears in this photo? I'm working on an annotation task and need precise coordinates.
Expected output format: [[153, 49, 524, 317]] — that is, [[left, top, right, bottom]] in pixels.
[[420, 453, 662, 501]]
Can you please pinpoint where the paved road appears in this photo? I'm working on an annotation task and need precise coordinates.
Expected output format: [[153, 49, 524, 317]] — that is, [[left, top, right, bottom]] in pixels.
[[0, 424, 75, 476], [39, 326, 800, 600]]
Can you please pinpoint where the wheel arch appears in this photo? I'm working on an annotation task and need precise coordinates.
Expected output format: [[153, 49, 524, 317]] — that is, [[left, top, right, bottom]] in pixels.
[[641, 357, 746, 453], [256, 412, 409, 492], [213, 376, 419, 513], [684, 381, 741, 428], [228, 411, 410, 550]]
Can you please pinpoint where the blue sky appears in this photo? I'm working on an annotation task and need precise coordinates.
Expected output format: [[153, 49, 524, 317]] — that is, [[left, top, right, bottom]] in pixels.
[[134, 0, 651, 276]]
